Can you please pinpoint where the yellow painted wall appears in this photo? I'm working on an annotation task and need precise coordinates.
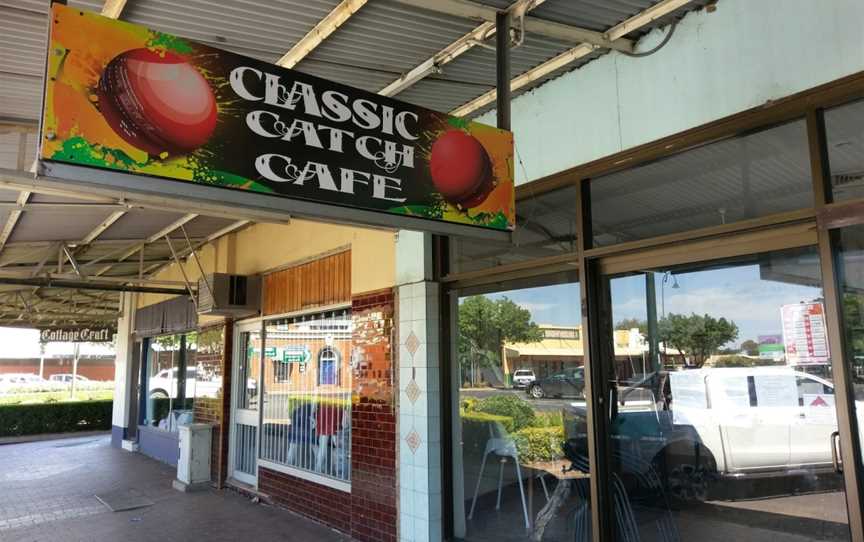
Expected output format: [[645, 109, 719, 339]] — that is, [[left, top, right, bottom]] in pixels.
[[138, 219, 396, 313]]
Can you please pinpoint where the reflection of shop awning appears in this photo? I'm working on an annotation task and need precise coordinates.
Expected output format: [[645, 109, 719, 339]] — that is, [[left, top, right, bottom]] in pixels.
[[505, 340, 583, 359]]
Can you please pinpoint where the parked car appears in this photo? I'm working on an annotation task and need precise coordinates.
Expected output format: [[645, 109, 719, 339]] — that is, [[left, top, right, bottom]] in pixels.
[[49, 374, 90, 383], [0, 373, 47, 393], [527, 367, 585, 399], [512, 369, 536, 389], [564, 367, 864, 502]]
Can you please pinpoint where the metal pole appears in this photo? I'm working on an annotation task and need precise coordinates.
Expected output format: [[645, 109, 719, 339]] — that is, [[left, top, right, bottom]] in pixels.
[[496, 11, 511, 131], [71, 343, 79, 399]]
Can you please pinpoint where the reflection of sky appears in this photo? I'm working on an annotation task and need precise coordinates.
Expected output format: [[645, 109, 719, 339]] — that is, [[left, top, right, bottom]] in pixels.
[[612, 265, 823, 346], [485, 282, 582, 327], [465, 262, 824, 349]]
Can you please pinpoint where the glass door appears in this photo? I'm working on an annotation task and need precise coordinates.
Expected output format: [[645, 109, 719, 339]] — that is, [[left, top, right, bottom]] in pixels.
[[593, 244, 853, 541], [229, 321, 262, 486]]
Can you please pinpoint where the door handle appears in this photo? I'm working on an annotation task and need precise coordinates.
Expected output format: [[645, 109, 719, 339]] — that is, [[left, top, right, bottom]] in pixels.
[[830, 431, 842, 473]]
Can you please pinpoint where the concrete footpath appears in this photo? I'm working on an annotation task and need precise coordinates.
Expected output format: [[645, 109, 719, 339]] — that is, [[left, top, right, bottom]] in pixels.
[[0, 435, 348, 542]]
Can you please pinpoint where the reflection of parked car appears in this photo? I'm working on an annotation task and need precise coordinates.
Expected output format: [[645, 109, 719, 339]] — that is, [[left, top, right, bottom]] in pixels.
[[512, 369, 536, 389], [148, 367, 196, 398], [527, 368, 584, 399], [49, 374, 90, 383], [566, 367, 864, 502], [0, 373, 46, 389]]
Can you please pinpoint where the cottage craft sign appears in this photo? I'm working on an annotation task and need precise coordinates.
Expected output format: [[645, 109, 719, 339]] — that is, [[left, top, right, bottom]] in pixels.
[[39, 326, 115, 343], [40, 4, 515, 232]]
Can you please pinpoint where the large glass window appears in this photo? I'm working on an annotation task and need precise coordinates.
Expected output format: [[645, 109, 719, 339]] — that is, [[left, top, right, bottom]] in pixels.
[[456, 281, 589, 541], [834, 224, 864, 464], [143, 332, 196, 432], [449, 185, 578, 276], [597, 246, 851, 541], [259, 309, 352, 483], [825, 99, 864, 202], [590, 120, 813, 247]]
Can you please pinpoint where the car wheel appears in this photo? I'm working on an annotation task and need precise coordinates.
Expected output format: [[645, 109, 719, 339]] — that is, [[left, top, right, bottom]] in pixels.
[[652, 447, 718, 503], [530, 385, 544, 399]]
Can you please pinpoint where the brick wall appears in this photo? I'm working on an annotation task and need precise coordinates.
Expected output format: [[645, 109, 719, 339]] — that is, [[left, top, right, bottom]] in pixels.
[[258, 289, 397, 542], [192, 323, 232, 487]]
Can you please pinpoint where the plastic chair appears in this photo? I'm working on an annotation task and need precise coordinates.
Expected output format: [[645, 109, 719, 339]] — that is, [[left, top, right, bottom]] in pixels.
[[468, 420, 530, 529]]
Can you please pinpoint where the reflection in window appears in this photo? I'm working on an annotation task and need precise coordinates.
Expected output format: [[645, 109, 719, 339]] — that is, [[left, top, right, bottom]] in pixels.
[[590, 120, 813, 246], [259, 310, 352, 482], [456, 282, 587, 541], [597, 246, 851, 540], [448, 185, 577, 275], [144, 333, 196, 433], [825, 99, 864, 202], [834, 224, 864, 465]]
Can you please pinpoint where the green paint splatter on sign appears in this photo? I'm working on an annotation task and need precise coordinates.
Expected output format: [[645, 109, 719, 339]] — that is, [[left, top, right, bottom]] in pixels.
[[52, 136, 143, 170], [147, 31, 194, 54]]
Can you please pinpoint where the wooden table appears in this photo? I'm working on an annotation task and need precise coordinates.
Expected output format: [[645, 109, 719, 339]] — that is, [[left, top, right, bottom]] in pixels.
[[523, 460, 590, 542]]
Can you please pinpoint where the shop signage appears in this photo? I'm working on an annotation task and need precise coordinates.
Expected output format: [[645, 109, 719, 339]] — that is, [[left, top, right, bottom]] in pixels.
[[781, 302, 830, 365], [283, 346, 312, 364], [39, 5, 515, 232], [39, 326, 115, 343], [757, 334, 785, 361]]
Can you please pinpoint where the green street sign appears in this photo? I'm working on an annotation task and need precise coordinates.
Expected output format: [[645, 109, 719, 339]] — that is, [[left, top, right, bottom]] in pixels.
[[264, 347, 277, 357], [283, 346, 311, 364]]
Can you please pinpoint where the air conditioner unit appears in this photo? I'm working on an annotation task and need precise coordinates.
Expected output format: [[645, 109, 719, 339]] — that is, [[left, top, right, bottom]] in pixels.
[[197, 273, 261, 317]]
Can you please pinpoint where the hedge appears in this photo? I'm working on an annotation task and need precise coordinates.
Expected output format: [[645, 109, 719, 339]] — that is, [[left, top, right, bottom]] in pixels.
[[473, 394, 536, 431], [512, 426, 565, 463], [0, 400, 113, 437]]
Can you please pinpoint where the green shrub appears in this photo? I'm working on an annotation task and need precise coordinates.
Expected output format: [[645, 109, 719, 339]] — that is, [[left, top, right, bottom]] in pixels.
[[0, 400, 113, 437], [474, 394, 536, 431], [533, 411, 564, 428], [461, 410, 516, 435], [513, 426, 565, 463]]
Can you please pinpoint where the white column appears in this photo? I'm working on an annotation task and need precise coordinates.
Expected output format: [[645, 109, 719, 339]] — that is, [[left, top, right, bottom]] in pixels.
[[111, 292, 137, 447], [396, 231, 443, 542]]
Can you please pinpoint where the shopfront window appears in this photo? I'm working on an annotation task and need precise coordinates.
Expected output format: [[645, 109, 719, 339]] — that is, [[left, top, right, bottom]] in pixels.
[[143, 332, 196, 432], [589, 119, 813, 247], [825, 99, 864, 202], [259, 309, 352, 483], [448, 185, 578, 276], [833, 224, 864, 463], [455, 281, 589, 541], [598, 246, 850, 541]]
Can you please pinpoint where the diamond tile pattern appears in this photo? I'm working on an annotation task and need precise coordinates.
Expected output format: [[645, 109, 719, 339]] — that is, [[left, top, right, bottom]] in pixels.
[[405, 429, 421, 454], [405, 379, 421, 404], [405, 331, 420, 357]]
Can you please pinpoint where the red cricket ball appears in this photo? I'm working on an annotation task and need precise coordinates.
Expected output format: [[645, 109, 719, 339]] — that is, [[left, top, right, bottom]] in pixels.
[[97, 48, 217, 156], [429, 130, 494, 208]]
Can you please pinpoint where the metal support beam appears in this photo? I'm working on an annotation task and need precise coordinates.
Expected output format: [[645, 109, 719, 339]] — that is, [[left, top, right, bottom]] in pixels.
[[100, 0, 127, 19], [147, 214, 197, 243], [80, 210, 125, 245], [451, 0, 692, 117], [496, 11, 511, 131], [61, 244, 83, 277], [0, 276, 189, 295], [0, 191, 30, 255], [390, 0, 632, 51], [276, 0, 368, 69], [164, 235, 198, 310]]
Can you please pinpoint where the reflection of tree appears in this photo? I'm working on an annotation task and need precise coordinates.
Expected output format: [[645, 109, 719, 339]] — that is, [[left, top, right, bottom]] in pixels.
[[658, 313, 739, 367], [740, 339, 759, 356], [843, 293, 864, 359], [615, 318, 647, 335], [458, 296, 543, 385]]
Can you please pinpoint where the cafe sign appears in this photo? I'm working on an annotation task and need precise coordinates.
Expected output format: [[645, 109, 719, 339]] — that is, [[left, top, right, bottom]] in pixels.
[[40, 5, 515, 232], [39, 326, 115, 343]]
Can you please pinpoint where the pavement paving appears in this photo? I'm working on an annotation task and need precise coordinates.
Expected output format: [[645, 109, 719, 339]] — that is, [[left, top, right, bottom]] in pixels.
[[0, 434, 348, 542]]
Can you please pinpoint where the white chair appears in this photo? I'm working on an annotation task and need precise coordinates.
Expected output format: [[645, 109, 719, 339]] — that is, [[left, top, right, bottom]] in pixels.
[[468, 421, 530, 529]]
